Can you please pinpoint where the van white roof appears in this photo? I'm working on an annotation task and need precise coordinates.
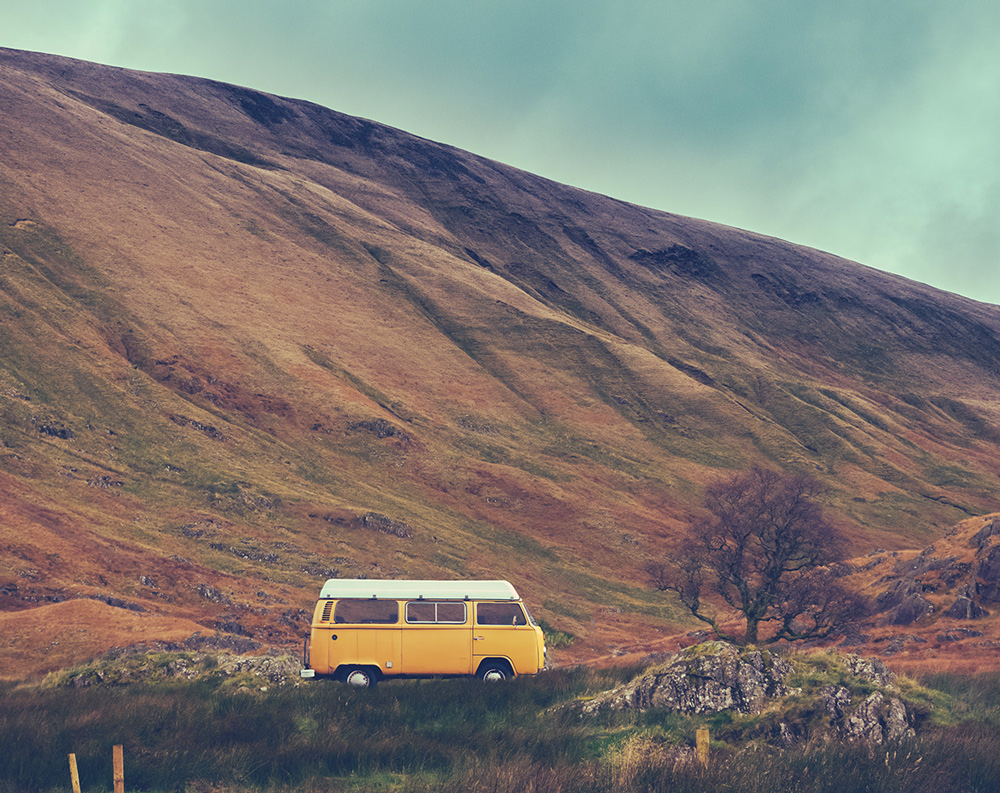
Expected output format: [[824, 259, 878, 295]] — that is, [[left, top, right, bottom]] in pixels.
[[319, 579, 520, 601]]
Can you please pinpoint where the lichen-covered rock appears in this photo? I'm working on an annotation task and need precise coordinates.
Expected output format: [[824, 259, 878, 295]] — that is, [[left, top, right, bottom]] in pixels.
[[580, 642, 790, 716], [821, 685, 852, 719], [844, 654, 896, 687], [214, 653, 303, 685], [842, 692, 914, 744]]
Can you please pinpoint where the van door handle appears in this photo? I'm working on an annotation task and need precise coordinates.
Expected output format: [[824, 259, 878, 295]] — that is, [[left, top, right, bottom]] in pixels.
[[473, 636, 485, 640]]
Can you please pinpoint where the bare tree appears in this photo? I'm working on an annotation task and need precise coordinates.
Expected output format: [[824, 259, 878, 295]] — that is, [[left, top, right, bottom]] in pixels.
[[647, 466, 864, 645]]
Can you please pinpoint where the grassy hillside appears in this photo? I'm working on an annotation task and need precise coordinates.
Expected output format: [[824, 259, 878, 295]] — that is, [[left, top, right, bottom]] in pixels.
[[3, 47, 1000, 670]]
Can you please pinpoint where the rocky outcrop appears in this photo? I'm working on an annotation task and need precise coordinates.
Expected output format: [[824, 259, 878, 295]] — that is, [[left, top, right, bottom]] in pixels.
[[819, 661, 915, 745], [863, 516, 1000, 627], [49, 650, 302, 689], [841, 691, 914, 743], [875, 578, 935, 625], [944, 587, 989, 620], [969, 518, 1000, 550], [975, 545, 1000, 603], [581, 642, 791, 716], [844, 653, 895, 686], [578, 642, 918, 746], [353, 512, 414, 539]]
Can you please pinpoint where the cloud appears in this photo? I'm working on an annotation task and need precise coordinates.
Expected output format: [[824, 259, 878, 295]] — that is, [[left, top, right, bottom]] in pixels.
[[3, 0, 999, 302]]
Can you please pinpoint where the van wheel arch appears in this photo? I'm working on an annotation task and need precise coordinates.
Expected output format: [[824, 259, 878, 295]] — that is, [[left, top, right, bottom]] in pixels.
[[337, 665, 381, 688], [476, 658, 514, 681]]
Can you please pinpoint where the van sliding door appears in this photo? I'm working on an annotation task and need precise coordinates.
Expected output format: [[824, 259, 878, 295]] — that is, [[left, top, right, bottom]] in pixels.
[[400, 600, 471, 675]]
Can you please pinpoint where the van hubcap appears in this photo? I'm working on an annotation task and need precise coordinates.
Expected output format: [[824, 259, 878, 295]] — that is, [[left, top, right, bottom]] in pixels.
[[346, 670, 371, 687], [483, 668, 506, 682]]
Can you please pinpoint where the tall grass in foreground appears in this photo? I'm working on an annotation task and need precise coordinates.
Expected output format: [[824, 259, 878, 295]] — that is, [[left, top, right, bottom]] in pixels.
[[416, 726, 1000, 793], [917, 671, 1000, 725], [0, 668, 624, 792], [1, 668, 999, 792]]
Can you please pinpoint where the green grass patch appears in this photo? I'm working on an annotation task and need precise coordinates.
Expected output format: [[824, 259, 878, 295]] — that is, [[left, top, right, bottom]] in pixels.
[[916, 671, 1000, 726], [550, 565, 683, 619], [538, 619, 576, 649]]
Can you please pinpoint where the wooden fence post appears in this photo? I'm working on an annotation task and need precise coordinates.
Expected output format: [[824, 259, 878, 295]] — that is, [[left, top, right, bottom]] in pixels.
[[696, 727, 710, 766], [68, 753, 81, 793], [113, 744, 124, 793]]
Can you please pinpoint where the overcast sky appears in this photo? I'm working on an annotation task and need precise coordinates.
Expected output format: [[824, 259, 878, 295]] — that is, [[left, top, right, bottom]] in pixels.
[[5, 1, 1000, 304]]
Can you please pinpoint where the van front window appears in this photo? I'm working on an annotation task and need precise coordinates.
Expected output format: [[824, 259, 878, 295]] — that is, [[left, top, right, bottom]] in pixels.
[[477, 602, 527, 626]]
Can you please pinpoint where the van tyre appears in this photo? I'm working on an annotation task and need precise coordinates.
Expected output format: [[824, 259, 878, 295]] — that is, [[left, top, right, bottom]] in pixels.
[[342, 666, 378, 688], [477, 661, 513, 682]]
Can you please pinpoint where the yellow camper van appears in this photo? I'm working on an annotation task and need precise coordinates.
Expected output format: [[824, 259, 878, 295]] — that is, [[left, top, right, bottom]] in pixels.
[[300, 579, 546, 686]]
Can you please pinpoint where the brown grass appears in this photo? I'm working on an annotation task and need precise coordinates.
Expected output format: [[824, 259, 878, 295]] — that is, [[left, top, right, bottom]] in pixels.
[[3, 47, 1000, 671], [0, 600, 206, 680]]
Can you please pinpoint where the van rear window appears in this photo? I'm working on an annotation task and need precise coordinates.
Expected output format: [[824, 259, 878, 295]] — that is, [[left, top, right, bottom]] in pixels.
[[405, 601, 467, 623], [334, 599, 399, 624], [476, 602, 527, 626]]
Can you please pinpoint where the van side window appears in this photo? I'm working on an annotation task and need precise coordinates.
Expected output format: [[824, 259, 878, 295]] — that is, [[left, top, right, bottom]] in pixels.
[[477, 602, 527, 626], [334, 599, 399, 624], [405, 601, 467, 623], [436, 602, 466, 623]]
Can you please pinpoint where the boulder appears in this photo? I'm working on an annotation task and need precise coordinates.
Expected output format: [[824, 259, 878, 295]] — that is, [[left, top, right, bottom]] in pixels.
[[821, 684, 852, 719], [875, 577, 935, 624], [884, 592, 934, 625], [842, 692, 914, 743], [944, 594, 989, 620], [975, 545, 1000, 603], [845, 654, 896, 687]]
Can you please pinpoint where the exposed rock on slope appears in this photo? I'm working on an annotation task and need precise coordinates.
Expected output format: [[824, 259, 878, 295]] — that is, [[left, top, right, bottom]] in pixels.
[[858, 515, 999, 627], [811, 512, 1000, 668]]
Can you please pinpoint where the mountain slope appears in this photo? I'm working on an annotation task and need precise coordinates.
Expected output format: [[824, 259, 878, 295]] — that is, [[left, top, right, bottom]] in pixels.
[[2, 47, 1000, 673]]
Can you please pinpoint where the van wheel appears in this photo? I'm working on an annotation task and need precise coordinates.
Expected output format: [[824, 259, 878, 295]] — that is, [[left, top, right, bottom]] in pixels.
[[342, 667, 378, 688], [477, 661, 512, 682]]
